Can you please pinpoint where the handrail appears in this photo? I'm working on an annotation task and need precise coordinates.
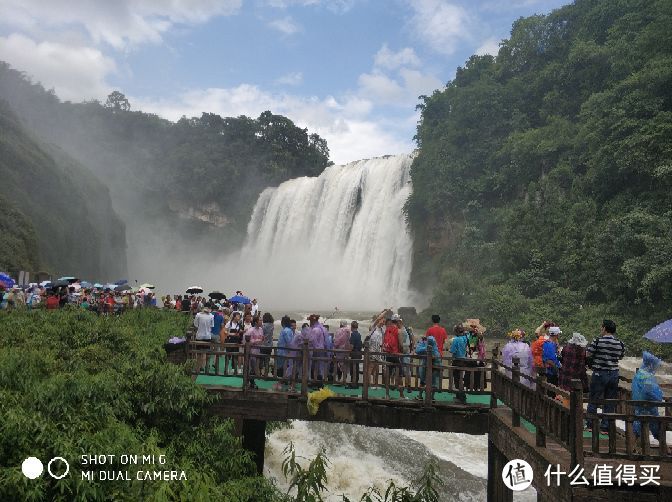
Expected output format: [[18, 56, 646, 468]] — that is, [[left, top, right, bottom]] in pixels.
[[185, 336, 494, 402]]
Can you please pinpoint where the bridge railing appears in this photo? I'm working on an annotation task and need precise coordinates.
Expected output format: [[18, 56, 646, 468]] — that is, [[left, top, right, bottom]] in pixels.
[[185, 338, 494, 405], [491, 353, 672, 466], [584, 397, 671, 460]]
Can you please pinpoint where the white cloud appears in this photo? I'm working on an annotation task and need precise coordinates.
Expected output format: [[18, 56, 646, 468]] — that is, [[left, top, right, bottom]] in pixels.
[[275, 71, 304, 86], [373, 44, 420, 70], [357, 44, 443, 107], [357, 72, 405, 104], [268, 15, 300, 35], [0, 33, 116, 101], [407, 0, 472, 55], [134, 85, 411, 164], [265, 0, 355, 14], [0, 0, 242, 49], [398, 68, 442, 96], [475, 36, 500, 56]]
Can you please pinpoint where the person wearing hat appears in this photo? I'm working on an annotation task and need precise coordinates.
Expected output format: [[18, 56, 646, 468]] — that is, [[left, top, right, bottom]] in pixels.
[[558, 333, 589, 394], [531, 321, 552, 373], [502, 329, 534, 388], [542, 326, 562, 395], [308, 314, 328, 386]]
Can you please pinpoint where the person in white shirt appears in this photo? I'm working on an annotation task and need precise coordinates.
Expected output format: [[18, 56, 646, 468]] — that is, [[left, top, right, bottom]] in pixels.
[[193, 307, 214, 373], [251, 299, 259, 316]]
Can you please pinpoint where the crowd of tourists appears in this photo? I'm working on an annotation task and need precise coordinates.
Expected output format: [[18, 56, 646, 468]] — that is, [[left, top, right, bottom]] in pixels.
[[189, 307, 489, 402], [0, 282, 157, 312], [501, 319, 666, 445]]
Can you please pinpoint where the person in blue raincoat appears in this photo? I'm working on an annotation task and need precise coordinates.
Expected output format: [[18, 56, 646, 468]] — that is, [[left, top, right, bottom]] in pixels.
[[416, 335, 441, 400], [632, 351, 665, 443]]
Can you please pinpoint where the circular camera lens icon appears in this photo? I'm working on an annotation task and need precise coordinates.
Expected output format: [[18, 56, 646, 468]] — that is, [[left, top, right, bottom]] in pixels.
[[47, 457, 70, 479], [22, 457, 44, 479], [502, 459, 533, 491]]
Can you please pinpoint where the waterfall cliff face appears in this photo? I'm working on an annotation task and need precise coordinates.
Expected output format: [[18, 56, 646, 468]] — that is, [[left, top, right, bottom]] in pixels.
[[240, 154, 414, 310]]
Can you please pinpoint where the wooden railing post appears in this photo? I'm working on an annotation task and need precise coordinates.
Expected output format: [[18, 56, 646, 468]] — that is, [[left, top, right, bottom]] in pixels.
[[490, 345, 498, 409], [424, 351, 432, 407], [536, 369, 547, 447], [301, 340, 309, 397], [512, 356, 521, 427], [661, 397, 670, 457], [362, 341, 370, 401], [569, 379, 584, 468], [242, 340, 251, 395]]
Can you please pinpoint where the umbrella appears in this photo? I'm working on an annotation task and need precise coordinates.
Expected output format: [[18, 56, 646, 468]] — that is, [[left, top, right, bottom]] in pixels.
[[115, 284, 132, 292], [643, 319, 672, 343], [39, 280, 52, 287], [229, 294, 251, 304], [114, 279, 128, 285], [138, 287, 152, 295], [139, 283, 155, 289], [0, 273, 16, 289], [70, 283, 82, 291], [93, 283, 104, 289], [186, 286, 204, 294], [80, 281, 93, 288], [58, 276, 80, 283], [53, 279, 70, 288], [208, 291, 226, 300]]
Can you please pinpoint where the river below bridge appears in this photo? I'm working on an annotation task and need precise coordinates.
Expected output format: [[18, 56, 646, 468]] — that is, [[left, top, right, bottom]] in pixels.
[[264, 421, 536, 501]]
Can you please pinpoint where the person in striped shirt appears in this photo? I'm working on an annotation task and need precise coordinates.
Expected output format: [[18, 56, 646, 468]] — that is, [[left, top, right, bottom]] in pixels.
[[585, 319, 625, 432]]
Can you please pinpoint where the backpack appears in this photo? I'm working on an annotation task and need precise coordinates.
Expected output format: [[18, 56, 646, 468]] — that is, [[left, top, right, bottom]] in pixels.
[[382, 329, 398, 353]]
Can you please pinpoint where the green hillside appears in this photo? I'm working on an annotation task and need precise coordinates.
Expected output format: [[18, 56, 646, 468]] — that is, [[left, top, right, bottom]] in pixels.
[[407, 0, 672, 357], [0, 64, 331, 255], [0, 99, 126, 279]]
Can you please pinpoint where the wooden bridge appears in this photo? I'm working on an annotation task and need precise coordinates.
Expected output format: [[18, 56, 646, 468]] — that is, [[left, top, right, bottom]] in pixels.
[[172, 334, 672, 501]]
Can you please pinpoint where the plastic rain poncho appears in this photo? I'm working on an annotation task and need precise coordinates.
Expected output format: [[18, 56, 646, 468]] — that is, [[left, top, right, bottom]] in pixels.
[[632, 351, 664, 439]]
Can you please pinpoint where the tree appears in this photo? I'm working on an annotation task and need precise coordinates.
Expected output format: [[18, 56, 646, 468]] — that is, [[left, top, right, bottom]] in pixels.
[[104, 90, 131, 112]]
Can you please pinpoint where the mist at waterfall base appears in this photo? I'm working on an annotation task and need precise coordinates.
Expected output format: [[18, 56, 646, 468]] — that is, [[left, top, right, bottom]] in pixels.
[[165, 153, 424, 311]]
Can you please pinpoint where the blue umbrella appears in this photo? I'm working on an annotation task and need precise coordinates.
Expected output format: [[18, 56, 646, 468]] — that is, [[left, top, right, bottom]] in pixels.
[[229, 294, 251, 304], [643, 319, 672, 343], [0, 272, 15, 289]]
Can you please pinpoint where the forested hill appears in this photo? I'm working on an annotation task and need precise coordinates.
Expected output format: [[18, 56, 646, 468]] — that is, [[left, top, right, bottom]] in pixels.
[[407, 0, 672, 356], [0, 100, 126, 278], [0, 63, 331, 281]]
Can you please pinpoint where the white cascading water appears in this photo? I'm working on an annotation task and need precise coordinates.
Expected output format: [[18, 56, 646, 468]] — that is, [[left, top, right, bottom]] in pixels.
[[239, 153, 415, 310]]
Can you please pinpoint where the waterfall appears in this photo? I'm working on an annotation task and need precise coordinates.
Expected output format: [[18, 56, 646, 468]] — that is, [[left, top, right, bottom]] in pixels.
[[239, 153, 415, 310]]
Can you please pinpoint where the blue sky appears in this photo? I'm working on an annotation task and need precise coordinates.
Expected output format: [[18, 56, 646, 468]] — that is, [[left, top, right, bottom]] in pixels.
[[0, 0, 570, 164]]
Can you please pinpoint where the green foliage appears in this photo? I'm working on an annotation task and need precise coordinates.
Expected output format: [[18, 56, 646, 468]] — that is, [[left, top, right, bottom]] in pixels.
[[0, 98, 126, 278], [0, 64, 331, 246], [347, 462, 442, 502], [0, 194, 39, 271], [407, 0, 672, 360], [282, 442, 329, 502], [0, 309, 275, 501]]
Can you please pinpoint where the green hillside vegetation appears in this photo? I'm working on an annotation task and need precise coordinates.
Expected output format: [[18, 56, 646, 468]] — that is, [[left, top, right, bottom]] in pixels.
[[0, 309, 279, 501], [0, 64, 331, 247], [0, 100, 126, 279], [407, 0, 672, 358], [0, 309, 442, 501], [0, 195, 39, 271]]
